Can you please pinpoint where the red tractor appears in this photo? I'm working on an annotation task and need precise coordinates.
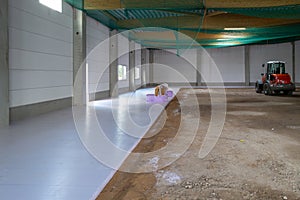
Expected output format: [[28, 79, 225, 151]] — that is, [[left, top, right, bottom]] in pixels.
[[255, 61, 295, 95]]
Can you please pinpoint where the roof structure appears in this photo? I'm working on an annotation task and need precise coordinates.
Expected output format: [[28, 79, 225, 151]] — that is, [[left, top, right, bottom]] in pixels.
[[65, 0, 300, 49]]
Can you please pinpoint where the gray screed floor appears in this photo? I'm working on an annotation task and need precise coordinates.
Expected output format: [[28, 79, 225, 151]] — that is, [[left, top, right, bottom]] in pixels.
[[0, 88, 178, 200]]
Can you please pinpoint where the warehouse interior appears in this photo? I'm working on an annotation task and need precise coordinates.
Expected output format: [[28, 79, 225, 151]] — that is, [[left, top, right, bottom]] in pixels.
[[0, 0, 300, 199]]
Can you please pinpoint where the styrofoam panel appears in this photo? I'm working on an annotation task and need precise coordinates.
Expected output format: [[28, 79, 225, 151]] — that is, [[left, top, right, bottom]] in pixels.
[[10, 86, 73, 107], [9, 49, 72, 71], [153, 50, 197, 82], [166, 49, 197, 68], [118, 80, 129, 88], [10, 70, 72, 90], [87, 48, 109, 63], [87, 17, 109, 35], [206, 46, 245, 82], [89, 83, 109, 93], [9, 7, 72, 43], [197, 49, 224, 83], [87, 34, 109, 51], [86, 16, 111, 93], [8, 0, 73, 107], [9, 27, 72, 57], [295, 41, 300, 83], [87, 28, 108, 42], [9, 0, 72, 28], [118, 35, 129, 58], [88, 63, 110, 75], [249, 43, 292, 82], [153, 63, 190, 83], [88, 72, 109, 84], [96, 82, 109, 91]]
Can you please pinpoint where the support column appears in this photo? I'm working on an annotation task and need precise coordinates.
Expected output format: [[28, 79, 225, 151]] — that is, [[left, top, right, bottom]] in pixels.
[[109, 29, 118, 98], [129, 40, 135, 91], [196, 48, 202, 86], [73, 9, 87, 105], [141, 48, 147, 87], [292, 42, 296, 83], [244, 45, 250, 86], [149, 49, 154, 85], [0, 0, 9, 126]]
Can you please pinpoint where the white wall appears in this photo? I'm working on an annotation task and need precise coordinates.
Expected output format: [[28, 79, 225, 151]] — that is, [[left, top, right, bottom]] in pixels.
[[152, 42, 299, 85], [295, 41, 300, 83], [249, 43, 293, 83], [205, 46, 245, 83], [86, 16, 109, 94], [118, 34, 129, 89], [153, 47, 244, 84], [153, 49, 197, 83], [8, 0, 73, 107]]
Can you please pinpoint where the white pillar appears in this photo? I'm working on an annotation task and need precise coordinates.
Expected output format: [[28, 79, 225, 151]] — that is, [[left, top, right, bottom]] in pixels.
[[196, 48, 202, 86], [73, 9, 87, 105], [141, 48, 147, 87], [149, 49, 154, 85], [0, 0, 9, 126], [109, 30, 119, 98], [244, 45, 250, 86], [292, 42, 296, 83], [129, 40, 135, 91]]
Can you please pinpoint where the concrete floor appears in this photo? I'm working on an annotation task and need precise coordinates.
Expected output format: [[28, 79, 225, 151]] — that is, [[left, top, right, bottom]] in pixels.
[[97, 88, 300, 200], [0, 88, 178, 200]]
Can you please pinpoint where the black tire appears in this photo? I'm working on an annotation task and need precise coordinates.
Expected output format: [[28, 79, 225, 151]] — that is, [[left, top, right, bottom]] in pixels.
[[263, 83, 272, 95], [255, 82, 262, 93], [284, 91, 293, 96]]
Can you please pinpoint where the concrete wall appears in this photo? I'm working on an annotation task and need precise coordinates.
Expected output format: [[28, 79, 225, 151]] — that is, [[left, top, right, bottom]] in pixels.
[[8, 0, 73, 107], [153, 47, 244, 84], [249, 43, 293, 83], [86, 16, 109, 95], [295, 41, 300, 83], [206, 46, 245, 83], [153, 49, 197, 84], [152, 42, 299, 85]]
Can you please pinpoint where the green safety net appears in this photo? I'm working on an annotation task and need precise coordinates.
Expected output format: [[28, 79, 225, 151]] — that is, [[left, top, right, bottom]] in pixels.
[[64, 0, 300, 49]]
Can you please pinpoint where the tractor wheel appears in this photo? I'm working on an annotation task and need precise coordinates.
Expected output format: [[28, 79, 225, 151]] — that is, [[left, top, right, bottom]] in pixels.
[[255, 82, 262, 93], [263, 83, 271, 95], [284, 91, 293, 96], [274, 91, 280, 95]]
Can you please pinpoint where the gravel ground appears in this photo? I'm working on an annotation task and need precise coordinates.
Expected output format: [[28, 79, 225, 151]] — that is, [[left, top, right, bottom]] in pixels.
[[97, 88, 300, 200]]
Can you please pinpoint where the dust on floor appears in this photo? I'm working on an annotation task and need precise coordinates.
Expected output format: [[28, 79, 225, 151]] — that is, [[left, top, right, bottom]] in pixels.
[[97, 88, 300, 200]]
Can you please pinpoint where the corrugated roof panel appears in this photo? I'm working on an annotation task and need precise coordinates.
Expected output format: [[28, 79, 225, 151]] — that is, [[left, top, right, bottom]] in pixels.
[[107, 9, 184, 20]]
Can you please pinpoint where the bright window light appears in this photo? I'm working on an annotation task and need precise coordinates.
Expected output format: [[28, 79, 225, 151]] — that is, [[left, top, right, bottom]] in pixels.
[[118, 65, 127, 80], [39, 0, 62, 13], [135, 67, 140, 80]]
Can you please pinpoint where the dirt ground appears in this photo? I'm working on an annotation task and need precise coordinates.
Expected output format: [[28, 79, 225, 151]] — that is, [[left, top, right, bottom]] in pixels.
[[97, 88, 300, 200]]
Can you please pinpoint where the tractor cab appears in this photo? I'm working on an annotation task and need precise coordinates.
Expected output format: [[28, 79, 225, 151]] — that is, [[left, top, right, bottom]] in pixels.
[[267, 61, 285, 74]]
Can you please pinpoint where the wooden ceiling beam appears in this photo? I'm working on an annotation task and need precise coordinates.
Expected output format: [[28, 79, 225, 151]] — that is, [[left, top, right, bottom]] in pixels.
[[84, 0, 203, 10], [116, 14, 300, 30], [206, 0, 300, 8]]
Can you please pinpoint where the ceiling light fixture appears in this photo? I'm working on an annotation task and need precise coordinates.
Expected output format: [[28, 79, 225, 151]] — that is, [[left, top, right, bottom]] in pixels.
[[224, 27, 246, 31], [217, 38, 230, 41]]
